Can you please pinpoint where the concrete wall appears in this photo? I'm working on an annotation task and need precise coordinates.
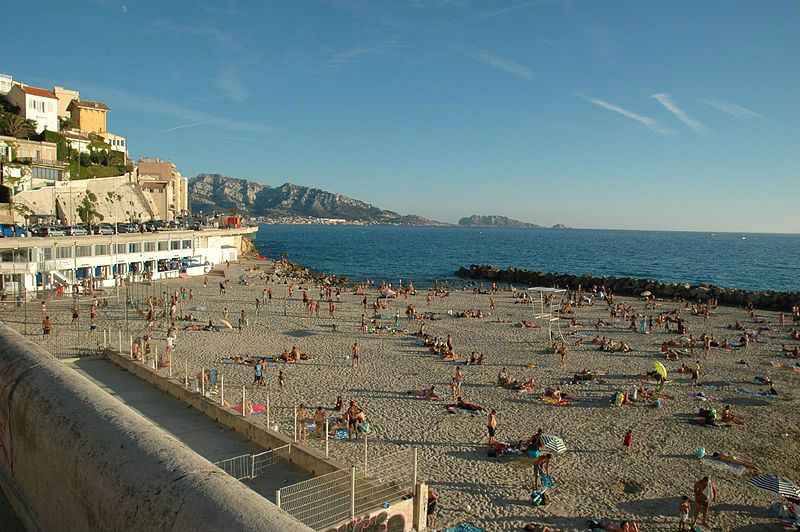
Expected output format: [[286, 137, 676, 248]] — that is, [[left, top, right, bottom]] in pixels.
[[107, 348, 348, 477], [0, 323, 312, 532]]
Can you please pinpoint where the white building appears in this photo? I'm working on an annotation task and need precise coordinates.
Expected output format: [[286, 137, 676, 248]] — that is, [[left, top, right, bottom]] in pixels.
[[60, 131, 91, 153], [100, 131, 128, 157], [6, 85, 59, 134], [0, 226, 254, 296], [0, 73, 12, 96]]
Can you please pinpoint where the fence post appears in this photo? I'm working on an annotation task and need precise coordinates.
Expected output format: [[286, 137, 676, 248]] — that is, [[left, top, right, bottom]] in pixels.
[[154, 345, 158, 369], [350, 466, 356, 520], [293, 405, 297, 442], [266, 394, 270, 427], [118, 330, 122, 353], [325, 418, 330, 458], [184, 360, 188, 387], [364, 434, 368, 477], [201, 367, 205, 396], [129, 335, 132, 357], [103, 328, 107, 348], [220, 374, 224, 405], [168, 352, 172, 379], [275, 489, 281, 510], [251, 454, 255, 479], [241, 386, 246, 417], [413, 448, 418, 489]]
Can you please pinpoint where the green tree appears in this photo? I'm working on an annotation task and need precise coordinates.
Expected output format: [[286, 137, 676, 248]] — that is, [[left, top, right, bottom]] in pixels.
[[77, 194, 104, 225], [58, 116, 75, 131], [0, 113, 34, 138]]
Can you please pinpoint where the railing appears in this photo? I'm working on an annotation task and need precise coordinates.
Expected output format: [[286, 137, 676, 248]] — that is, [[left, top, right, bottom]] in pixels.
[[213, 444, 292, 482], [276, 447, 417, 531], [15, 157, 66, 168]]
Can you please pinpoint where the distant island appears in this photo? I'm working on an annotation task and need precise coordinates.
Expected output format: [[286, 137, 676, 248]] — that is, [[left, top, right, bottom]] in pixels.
[[458, 215, 569, 229]]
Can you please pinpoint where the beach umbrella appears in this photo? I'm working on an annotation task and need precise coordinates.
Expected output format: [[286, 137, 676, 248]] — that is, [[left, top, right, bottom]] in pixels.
[[653, 361, 667, 380], [540, 434, 567, 454], [748, 475, 800, 499], [641, 291, 651, 297]]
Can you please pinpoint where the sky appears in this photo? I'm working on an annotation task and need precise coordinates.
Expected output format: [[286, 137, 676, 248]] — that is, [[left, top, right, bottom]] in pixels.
[[4, 0, 799, 232]]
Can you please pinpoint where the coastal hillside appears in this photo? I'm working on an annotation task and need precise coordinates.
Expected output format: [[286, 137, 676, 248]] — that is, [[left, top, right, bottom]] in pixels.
[[458, 214, 568, 229], [189, 174, 447, 225]]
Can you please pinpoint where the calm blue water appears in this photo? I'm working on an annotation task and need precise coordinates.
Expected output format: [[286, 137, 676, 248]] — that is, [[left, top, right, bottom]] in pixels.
[[253, 225, 800, 292]]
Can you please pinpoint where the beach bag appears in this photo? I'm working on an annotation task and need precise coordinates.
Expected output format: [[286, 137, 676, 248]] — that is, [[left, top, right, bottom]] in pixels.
[[530, 490, 544, 506], [541, 475, 554, 488]]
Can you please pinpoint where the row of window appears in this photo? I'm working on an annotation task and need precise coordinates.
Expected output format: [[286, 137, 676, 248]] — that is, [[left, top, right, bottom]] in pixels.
[[33, 166, 61, 180], [1, 240, 194, 262], [28, 99, 55, 113]]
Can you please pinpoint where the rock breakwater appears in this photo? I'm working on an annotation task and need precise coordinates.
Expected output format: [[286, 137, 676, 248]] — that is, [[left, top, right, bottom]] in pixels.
[[455, 264, 799, 311]]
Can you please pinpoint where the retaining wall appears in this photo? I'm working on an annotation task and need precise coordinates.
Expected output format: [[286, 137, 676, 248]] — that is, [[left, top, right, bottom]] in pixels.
[[106, 348, 348, 477], [0, 323, 311, 532]]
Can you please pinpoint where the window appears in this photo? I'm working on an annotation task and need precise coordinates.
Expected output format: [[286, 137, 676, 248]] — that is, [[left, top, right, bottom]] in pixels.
[[128, 242, 141, 253], [182, 239, 192, 249], [0, 251, 11, 262], [170, 240, 180, 250], [94, 244, 110, 256], [158, 241, 168, 251], [56, 246, 72, 259], [32, 167, 60, 180], [37, 247, 53, 261], [75, 245, 91, 258], [144, 241, 156, 252], [116, 243, 127, 254]]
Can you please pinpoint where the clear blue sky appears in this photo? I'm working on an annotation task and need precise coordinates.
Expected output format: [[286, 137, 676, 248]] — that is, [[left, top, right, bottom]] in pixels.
[[5, 0, 799, 232]]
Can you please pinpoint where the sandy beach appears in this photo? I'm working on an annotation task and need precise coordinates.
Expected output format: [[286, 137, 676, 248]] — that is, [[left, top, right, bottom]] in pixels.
[[5, 257, 799, 532]]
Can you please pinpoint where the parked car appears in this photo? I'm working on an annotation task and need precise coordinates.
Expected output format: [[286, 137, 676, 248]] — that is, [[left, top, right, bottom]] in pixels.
[[94, 223, 115, 235], [115, 223, 136, 234], [65, 225, 88, 236], [32, 225, 66, 237], [0, 224, 27, 237]]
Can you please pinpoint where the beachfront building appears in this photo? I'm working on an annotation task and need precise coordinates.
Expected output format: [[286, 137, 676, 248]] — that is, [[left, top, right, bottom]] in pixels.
[[6, 85, 59, 134], [138, 157, 189, 218], [0, 225, 254, 296], [99, 131, 128, 158], [67, 100, 109, 134], [52, 86, 80, 121], [0, 135, 66, 191], [60, 131, 91, 153]]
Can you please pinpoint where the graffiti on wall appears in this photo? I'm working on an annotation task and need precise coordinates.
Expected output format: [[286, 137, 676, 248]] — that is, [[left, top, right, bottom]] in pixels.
[[324, 510, 406, 532]]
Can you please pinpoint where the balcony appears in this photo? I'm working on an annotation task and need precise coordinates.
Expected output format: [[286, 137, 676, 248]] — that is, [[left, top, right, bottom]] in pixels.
[[15, 157, 66, 168]]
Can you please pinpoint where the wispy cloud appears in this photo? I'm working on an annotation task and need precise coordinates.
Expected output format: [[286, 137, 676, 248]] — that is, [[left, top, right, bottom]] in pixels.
[[579, 94, 672, 135], [215, 65, 250, 103], [451, 45, 535, 81], [697, 98, 766, 121], [153, 122, 208, 135], [476, 0, 561, 20], [652, 93, 707, 134], [70, 82, 273, 134]]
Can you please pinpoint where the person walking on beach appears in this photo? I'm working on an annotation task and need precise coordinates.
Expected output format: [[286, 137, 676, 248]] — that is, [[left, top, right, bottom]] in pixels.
[[351, 342, 361, 367], [360, 313, 368, 333], [238, 309, 246, 332], [622, 429, 633, 452], [71, 304, 79, 324], [254, 360, 263, 386], [691, 360, 701, 386], [487, 409, 497, 445], [42, 315, 52, 336], [450, 377, 461, 401], [296, 403, 309, 441], [678, 495, 690, 531], [255, 297, 261, 316], [692, 476, 716, 529]]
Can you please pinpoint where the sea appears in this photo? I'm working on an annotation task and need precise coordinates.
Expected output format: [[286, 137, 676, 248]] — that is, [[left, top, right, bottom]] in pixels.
[[252, 225, 800, 293]]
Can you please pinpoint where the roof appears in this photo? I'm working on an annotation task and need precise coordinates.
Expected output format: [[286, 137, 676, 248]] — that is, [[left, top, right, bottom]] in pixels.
[[16, 85, 57, 99], [68, 100, 110, 111], [59, 132, 90, 141]]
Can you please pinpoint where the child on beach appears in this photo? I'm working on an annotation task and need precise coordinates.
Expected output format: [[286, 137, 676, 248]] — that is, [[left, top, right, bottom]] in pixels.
[[678, 495, 690, 531], [278, 370, 285, 392], [622, 430, 633, 452], [487, 409, 497, 445]]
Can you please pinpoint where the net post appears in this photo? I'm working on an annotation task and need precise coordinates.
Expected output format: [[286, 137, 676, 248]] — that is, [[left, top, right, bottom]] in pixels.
[[325, 418, 330, 458]]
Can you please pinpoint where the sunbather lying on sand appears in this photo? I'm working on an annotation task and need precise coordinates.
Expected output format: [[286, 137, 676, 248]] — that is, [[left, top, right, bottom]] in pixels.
[[710, 451, 757, 468], [448, 397, 482, 411], [587, 520, 639, 532]]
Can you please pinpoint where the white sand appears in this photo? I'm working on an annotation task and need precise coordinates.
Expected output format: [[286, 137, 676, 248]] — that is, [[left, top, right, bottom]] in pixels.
[[6, 258, 799, 532]]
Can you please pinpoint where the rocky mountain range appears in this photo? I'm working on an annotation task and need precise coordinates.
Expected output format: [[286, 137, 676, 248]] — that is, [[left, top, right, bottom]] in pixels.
[[458, 215, 568, 229], [188, 174, 446, 225]]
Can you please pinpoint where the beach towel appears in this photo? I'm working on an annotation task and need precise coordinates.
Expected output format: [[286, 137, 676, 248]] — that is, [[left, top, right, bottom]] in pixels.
[[704, 457, 746, 476], [735, 388, 777, 398], [331, 428, 350, 440], [540, 397, 575, 406], [687, 392, 722, 401], [232, 404, 265, 414]]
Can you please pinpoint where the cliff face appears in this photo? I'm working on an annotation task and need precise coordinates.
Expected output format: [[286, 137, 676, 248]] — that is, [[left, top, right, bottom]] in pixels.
[[188, 174, 447, 225]]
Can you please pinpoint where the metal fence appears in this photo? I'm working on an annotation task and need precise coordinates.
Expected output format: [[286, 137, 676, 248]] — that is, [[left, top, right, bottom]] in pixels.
[[276, 447, 418, 531], [213, 444, 292, 482]]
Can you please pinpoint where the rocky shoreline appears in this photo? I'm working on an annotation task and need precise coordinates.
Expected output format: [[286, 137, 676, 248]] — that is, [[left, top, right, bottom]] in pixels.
[[456, 264, 800, 311]]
